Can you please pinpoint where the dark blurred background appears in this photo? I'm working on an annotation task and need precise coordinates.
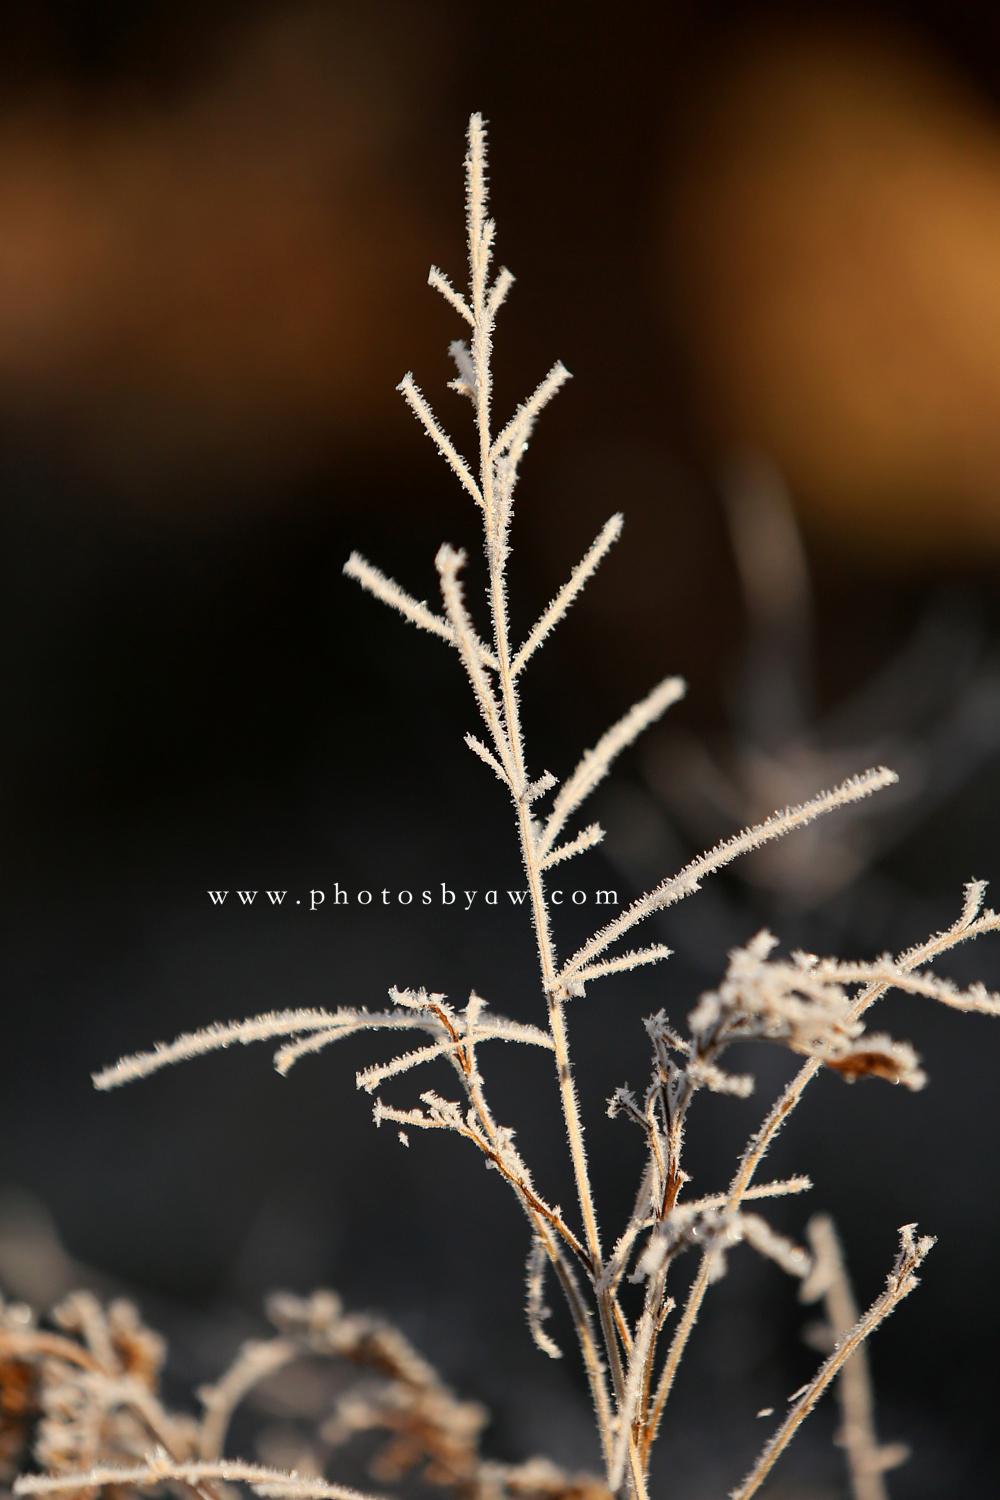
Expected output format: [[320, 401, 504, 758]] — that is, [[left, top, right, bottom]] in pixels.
[[3, 1, 1000, 1495]]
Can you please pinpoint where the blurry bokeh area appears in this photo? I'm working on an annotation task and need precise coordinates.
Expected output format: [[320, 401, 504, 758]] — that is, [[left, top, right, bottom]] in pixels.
[[4, 2, 1000, 1495]]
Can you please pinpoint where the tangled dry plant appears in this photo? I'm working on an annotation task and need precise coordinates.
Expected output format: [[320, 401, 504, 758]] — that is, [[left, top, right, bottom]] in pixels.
[[12, 115, 1000, 1500]]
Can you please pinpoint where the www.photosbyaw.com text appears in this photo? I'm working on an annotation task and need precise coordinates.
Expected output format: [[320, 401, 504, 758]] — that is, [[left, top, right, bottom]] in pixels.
[[207, 884, 622, 912]]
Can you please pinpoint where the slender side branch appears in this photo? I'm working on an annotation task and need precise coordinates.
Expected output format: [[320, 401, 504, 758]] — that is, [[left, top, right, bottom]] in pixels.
[[512, 514, 623, 677], [14, 1463, 378, 1500], [436, 544, 519, 787], [540, 822, 606, 870], [729, 1226, 933, 1500], [572, 946, 672, 987], [560, 767, 897, 984], [398, 374, 483, 508], [428, 264, 473, 324], [344, 552, 499, 669], [540, 676, 687, 860], [93, 1010, 343, 1089], [491, 361, 572, 468], [802, 1216, 907, 1500], [466, 732, 513, 787]]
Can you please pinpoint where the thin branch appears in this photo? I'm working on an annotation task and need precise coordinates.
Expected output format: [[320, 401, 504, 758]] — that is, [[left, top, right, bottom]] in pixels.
[[437, 544, 518, 785], [491, 361, 572, 466], [572, 946, 673, 988], [487, 266, 515, 320], [198, 1338, 297, 1460], [539, 822, 605, 870], [812, 958, 1000, 1017], [526, 1236, 563, 1359], [560, 767, 898, 986], [540, 676, 688, 858], [343, 552, 498, 669], [681, 1176, 812, 1214], [397, 374, 483, 507], [729, 1227, 933, 1500], [93, 1009, 342, 1090], [512, 515, 624, 678], [466, 732, 512, 786], [356, 1041, 461, 1092], [14, 1462, 379, 1500], [427, 265, 473, 325], [802, 1216, 907, 1500]]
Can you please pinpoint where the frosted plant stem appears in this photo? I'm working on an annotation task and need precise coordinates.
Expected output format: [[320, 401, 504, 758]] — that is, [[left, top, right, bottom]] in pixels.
[[805, 1216, 895, 1500], [498, 559, 622, 1479], [443, 1002, 617, 1469], [728, 1227, 933, 1500], [14, 1464, 377, 1500], [460, 114, 619, 1478]]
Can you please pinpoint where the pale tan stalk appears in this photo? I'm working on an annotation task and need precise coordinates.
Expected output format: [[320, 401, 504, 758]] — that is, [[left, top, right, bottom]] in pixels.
[[14, 1463, 376, 1500], [539, 677, 687, 860], [560, 769, 897, 985], [728, 1227, 933, 1500], [457, 113, 630, 1482], [804, 1215, 905, 1500], [540, 822, 605, 870], [343, 552, 499, 668], [511, 513, 622, 677], [443, 993, 617, 1471], [398, 374, 483, 507]]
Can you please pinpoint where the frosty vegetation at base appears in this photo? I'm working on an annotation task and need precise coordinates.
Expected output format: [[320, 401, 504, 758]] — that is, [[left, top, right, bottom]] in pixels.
[[72, 116, 1000, 1500]]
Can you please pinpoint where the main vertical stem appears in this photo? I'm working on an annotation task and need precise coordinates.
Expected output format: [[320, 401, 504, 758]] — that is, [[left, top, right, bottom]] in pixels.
[[465, 114, 631, 1488]]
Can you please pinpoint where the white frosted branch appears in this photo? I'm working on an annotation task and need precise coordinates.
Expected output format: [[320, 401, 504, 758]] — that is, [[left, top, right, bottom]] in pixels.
[[466, 1015, 556, 1048], [730, 1225, 933, 1500], [356, 1041, 459, 1093], [344, 552, 498, 669], [525, 770, 558, 803], [466, 732, 511, 786], [427, 265, 473, 325], [13, 1462, 378, 1500], [466, 114, 491, 305], [610, 1301, 658, 1491], [491, 361, 572, 465], [801, 1215, 904, 1500], [275, 1002, 553, 1076], [397, 374, 483, 507], [271, 1010, 438, 1072], [560, 767, 898, 985], [487, 266, 515, 319], [682, 1177, 812, 1214], [437, 544, 517, 784], [373, 1098, 457, 1134], [512, 514, 623, 678], [816, 959, 1000, 1017], [447, 339, 477, 398], [93, 1009, 341, 1089], [540, 675, 687, 856], [539, 822, 605, 870], [571, 945, 673, 988]]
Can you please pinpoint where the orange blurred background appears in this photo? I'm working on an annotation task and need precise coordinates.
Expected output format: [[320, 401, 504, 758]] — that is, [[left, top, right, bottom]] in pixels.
[[5, 4, 1000, 554]]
